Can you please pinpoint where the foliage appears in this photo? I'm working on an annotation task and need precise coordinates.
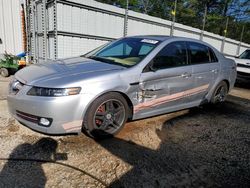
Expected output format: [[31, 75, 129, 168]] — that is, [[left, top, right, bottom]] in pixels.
[[96, 0, 250, 43]]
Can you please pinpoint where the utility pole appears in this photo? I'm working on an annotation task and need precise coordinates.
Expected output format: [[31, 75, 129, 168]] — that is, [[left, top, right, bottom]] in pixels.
[[200, 4, 207, 41], [123, 0, 129, 37], [224, 17, 229, 38], [170, 0, 177, 36], [221, 17, 229, 53], [237, 25, 245, 55]]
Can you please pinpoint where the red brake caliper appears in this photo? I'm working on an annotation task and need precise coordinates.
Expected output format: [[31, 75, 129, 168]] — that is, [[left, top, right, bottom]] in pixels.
[[96, 105, 105, 126]]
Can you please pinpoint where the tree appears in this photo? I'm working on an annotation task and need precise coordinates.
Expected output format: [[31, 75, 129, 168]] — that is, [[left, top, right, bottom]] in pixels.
[[95, 0, 250, 43]]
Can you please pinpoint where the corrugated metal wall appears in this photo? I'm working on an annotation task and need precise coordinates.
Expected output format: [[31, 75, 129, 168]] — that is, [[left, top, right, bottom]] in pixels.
[[40, 0, 249, 60], [1, 0, 249, 61], [0, 0, 23, 55]]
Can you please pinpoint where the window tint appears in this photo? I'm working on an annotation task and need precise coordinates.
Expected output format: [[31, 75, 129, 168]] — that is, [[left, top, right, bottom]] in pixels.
[[188, 42, 210, 64], [139, 44, 154, 55], [209, 48, 218, 62], [152, 42, 188, 70], [97, 43, 132, 56]]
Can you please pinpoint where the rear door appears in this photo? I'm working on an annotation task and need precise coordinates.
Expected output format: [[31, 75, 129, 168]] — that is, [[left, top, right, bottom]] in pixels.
[[135, 41, 194, 117], [187, 42, 220, 102]]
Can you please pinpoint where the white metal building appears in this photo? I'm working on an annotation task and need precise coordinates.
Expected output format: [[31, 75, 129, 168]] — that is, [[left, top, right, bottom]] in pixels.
[[0, 0, 250, 62], [0, 0, 23, 55]]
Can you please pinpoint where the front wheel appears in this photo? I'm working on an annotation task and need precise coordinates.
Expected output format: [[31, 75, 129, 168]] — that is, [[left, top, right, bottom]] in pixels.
[[83, 92, 129, 139], [210, 81, 228, 104]]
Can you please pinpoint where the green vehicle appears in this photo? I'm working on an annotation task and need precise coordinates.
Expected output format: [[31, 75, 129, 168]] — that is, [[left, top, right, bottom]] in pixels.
[[0, 53, 26, 77]]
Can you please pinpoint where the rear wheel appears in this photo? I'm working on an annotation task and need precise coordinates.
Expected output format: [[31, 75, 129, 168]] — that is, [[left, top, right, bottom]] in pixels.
[[83, 92, 129, 139], [0, 68, 9, 77], [211, 81, 228, 104]]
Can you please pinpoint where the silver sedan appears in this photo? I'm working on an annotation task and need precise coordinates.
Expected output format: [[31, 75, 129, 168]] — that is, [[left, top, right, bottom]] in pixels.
[[7, 36, 236, 138]]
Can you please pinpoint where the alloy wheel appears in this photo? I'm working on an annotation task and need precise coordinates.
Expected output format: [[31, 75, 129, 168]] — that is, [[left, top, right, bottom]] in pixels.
[[214, 85, 227, 103], [93, 99, 126, 134]]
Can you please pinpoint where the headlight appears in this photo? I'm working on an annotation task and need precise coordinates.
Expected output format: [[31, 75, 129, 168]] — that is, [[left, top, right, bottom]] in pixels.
[[27, 87, 81, 97]]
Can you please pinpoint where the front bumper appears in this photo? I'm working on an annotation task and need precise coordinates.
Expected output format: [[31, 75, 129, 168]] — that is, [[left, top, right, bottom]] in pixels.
[[237, 71, 250, 81], [7, 85, 94, 135]]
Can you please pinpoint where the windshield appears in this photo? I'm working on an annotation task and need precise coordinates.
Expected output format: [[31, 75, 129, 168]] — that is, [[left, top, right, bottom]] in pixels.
[[239, 50, 250, 59], [84, 38, 160, 67]]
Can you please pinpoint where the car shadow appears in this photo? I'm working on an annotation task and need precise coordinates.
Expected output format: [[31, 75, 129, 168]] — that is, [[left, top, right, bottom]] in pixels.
[[98, 96, 250, 187], [0, 138, 58, 188]]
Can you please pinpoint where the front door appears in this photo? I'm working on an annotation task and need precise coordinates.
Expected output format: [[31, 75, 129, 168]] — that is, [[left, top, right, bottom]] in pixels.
[[134, 41, 194, 117]]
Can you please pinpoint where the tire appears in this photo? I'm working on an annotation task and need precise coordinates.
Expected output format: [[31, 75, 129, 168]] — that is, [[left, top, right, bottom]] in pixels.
[[83, 92, 129, 139], [210, 81, 228, 104], [0, 68, 9, 77]]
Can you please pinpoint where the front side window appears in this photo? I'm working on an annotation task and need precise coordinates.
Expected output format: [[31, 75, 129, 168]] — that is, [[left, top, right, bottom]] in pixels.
[[84, 38, 160, 67], [151, 41, 188, 70], [239, 50, 250, 59], [188, 42, 210, 64]]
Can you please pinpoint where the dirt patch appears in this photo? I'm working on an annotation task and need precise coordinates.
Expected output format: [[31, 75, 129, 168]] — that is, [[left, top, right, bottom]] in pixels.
[[0, 117, 15, 129], [7, 123, 20, 132]]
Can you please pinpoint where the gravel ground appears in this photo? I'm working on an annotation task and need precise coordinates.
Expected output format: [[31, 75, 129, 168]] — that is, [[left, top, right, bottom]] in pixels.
[[0, 77, 249, 188]]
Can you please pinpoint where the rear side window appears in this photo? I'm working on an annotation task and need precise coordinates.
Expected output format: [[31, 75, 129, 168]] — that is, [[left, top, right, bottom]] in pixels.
[[151, 41, 188, 70], [188, 42, 210, 64], [209, 48, 218, 62]]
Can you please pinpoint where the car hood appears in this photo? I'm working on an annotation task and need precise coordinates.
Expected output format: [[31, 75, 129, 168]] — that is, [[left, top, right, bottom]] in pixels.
[[234, 58, 250, 65], [15, 57, 125, 85]]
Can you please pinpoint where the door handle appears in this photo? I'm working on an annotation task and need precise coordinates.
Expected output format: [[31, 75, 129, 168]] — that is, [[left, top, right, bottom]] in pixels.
[[181, 72, 192, 78], [211, 69, 218, 73]]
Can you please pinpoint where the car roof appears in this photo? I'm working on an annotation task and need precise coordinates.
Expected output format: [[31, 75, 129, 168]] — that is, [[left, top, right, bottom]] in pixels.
[[128, 35, 219, 49], [127, 35, 171, 42], [127, 35, 206, 43], [126, 35, 224, 57]]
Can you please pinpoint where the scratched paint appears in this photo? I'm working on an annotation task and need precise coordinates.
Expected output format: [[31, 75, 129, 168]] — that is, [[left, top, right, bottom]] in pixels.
[[62, 120, 83, 132], [134, 84, 209, 113]]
